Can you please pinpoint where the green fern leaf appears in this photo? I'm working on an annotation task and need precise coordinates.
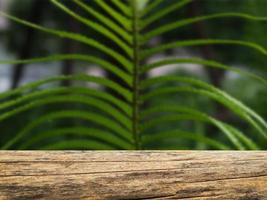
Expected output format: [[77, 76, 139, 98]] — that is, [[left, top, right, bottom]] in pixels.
[[0, 0, 266, 150]]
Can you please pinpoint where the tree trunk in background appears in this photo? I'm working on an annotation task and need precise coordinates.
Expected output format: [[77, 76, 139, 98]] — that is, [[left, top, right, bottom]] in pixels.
[[188, 1, 230, 121], [188, 1, 225, 87], [10, 0, 46, 89], [61, 6, 80, 87]]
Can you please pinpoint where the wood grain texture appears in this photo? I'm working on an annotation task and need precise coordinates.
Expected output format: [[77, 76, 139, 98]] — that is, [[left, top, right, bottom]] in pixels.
[[0, 151, 267, 200]]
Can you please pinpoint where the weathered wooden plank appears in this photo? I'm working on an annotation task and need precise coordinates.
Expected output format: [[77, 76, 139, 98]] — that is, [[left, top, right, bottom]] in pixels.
[[0, 151, 266, 200]]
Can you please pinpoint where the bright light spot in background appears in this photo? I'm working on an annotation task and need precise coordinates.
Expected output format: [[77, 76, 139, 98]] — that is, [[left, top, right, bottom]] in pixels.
[[0, 0, 11, 92], [147, 49, 205, 77], [20, 63, 61, 87], [0, 78, 9, 91], [0, 16, 8, 30], [0, 0, 63, 92], [0, 45, 13, 92], [85, 66, 105, 89], [0, 0, 9, 30]]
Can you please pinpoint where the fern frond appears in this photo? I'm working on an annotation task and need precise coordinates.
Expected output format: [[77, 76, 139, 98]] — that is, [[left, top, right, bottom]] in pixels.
[[0, 54, 132, 86], [0, 87, 131, 116], [111, 0, 132, 17], [2, 110, 133, 150], [41, 140, 116, 150], [73, 0, 132, 43], [19, 127, 133, 150], [141, 113, 246, 150], [141, 105, 259, 150], [95, 0, 131, 31], [140, 0, 192, 29], [0, 54, 132, 85], [141, 81, 267, 139], [140, 0, 163, 17], [142, 58, 267, 87], [142, 130, 230, 150], [51, 0, 132, 57], [141, 39, 267, 59], [0, 95, 131, 130], [142, 75, 267, 130], [1, 0, 266, 150], [0, 11, 133, 71], [142, 13, 267, 43], [0, 74, 132, 102]]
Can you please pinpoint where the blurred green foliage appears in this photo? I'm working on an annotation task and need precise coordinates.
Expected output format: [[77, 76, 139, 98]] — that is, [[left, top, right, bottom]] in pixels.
[[0, 0, 266, 149]]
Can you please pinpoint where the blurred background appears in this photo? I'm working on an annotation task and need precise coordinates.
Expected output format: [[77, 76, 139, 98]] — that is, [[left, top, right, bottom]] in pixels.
[[0, 0, 267, 149]]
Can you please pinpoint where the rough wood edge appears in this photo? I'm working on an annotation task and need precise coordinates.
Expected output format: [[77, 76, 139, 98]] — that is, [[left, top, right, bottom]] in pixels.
[[0, 151, 267, 200]]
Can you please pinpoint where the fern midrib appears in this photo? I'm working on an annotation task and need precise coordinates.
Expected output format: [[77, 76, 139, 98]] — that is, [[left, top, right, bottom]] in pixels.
[[131, 0, 141, 150]]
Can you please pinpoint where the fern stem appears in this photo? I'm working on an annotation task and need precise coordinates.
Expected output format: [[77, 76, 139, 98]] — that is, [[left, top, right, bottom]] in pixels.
[[131, 0, 141, 149]]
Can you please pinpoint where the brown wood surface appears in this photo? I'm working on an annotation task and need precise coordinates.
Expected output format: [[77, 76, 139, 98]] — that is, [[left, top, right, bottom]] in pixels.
[[0, 151, 267, 200]]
